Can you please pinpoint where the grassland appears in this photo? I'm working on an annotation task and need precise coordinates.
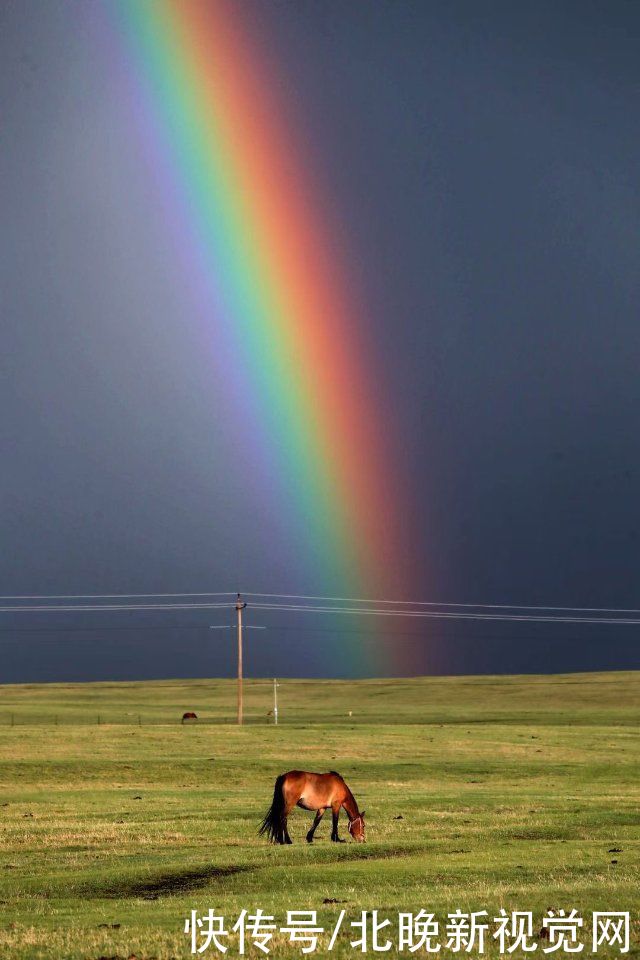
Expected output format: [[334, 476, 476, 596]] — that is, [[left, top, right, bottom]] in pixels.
[[0, 672, 638, 960]]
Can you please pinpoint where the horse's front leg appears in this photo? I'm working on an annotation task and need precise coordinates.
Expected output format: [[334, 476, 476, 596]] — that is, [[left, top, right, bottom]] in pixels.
[[306, 808, 326, 843], [331, 805, 345, 842]]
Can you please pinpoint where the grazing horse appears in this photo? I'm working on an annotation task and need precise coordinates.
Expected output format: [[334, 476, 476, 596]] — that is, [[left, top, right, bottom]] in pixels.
[[259, 770, 366, 844]]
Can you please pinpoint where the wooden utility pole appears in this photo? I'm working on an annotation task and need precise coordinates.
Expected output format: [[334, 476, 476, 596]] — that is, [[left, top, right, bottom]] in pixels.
[[235, 593, 247, 725], [209, 606, 265, 725]]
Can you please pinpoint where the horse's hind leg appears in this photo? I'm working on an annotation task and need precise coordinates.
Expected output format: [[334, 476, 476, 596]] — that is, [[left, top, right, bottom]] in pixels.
[[330, 805, 345, 842], [283, 817, 293, 844], [282, 797, 296, 844], [306, 808, 326, 844]]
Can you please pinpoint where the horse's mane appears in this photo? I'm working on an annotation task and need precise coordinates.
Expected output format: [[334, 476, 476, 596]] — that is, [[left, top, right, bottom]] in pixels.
[[329, 770, 343, 778]]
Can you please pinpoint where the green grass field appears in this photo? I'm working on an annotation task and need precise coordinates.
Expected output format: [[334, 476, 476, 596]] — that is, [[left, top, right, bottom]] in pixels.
[[1, 672, 638, 960]]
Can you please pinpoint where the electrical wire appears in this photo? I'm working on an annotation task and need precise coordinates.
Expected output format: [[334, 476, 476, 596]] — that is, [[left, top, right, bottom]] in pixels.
[[245, 591, 640, 614], [1, 595, 639, 625], [1, 590, 639, 616], [0, 591, 236, 600], [0, 602, 233, 613], [250, 601, 640, 625]]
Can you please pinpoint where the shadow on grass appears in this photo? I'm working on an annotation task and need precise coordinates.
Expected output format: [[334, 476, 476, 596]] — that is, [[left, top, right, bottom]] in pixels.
[[292, 842, 428, 864], [97, 864, 249, 899], [82, 843, 427, 901]]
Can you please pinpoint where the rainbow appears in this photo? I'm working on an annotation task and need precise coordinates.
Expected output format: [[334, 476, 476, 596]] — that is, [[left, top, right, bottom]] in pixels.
[[109, 0, 414, 673]]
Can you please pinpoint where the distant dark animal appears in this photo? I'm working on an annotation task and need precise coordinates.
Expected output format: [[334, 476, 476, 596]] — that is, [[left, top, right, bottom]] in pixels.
[[181, 712, 198, 724], [259, 770, 365, 844]]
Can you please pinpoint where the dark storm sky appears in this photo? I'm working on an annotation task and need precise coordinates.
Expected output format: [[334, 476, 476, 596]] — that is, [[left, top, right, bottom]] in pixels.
[[1, 0, 639, 681]]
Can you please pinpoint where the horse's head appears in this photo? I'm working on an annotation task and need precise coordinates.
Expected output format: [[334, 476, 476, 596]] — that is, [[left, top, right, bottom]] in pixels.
[[348, 811, 366, 842]]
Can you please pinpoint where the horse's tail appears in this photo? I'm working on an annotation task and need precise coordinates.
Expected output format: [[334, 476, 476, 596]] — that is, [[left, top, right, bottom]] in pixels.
[[258, 773, 287, 843]]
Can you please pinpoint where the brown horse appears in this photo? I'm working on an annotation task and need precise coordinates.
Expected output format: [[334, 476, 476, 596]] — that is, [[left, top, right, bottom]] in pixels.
[[259, 770, 365, 844]]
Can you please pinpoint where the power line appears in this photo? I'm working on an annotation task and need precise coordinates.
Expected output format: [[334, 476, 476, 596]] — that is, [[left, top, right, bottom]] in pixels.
[[0, 624, 214, 634], [250, 601, 640, 625], [2, 589, 640, 616], [1, 596, 640, 625], [246, 591, 640, 615], [0, 602, 233, 613], [0, 591, 235, 600]]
